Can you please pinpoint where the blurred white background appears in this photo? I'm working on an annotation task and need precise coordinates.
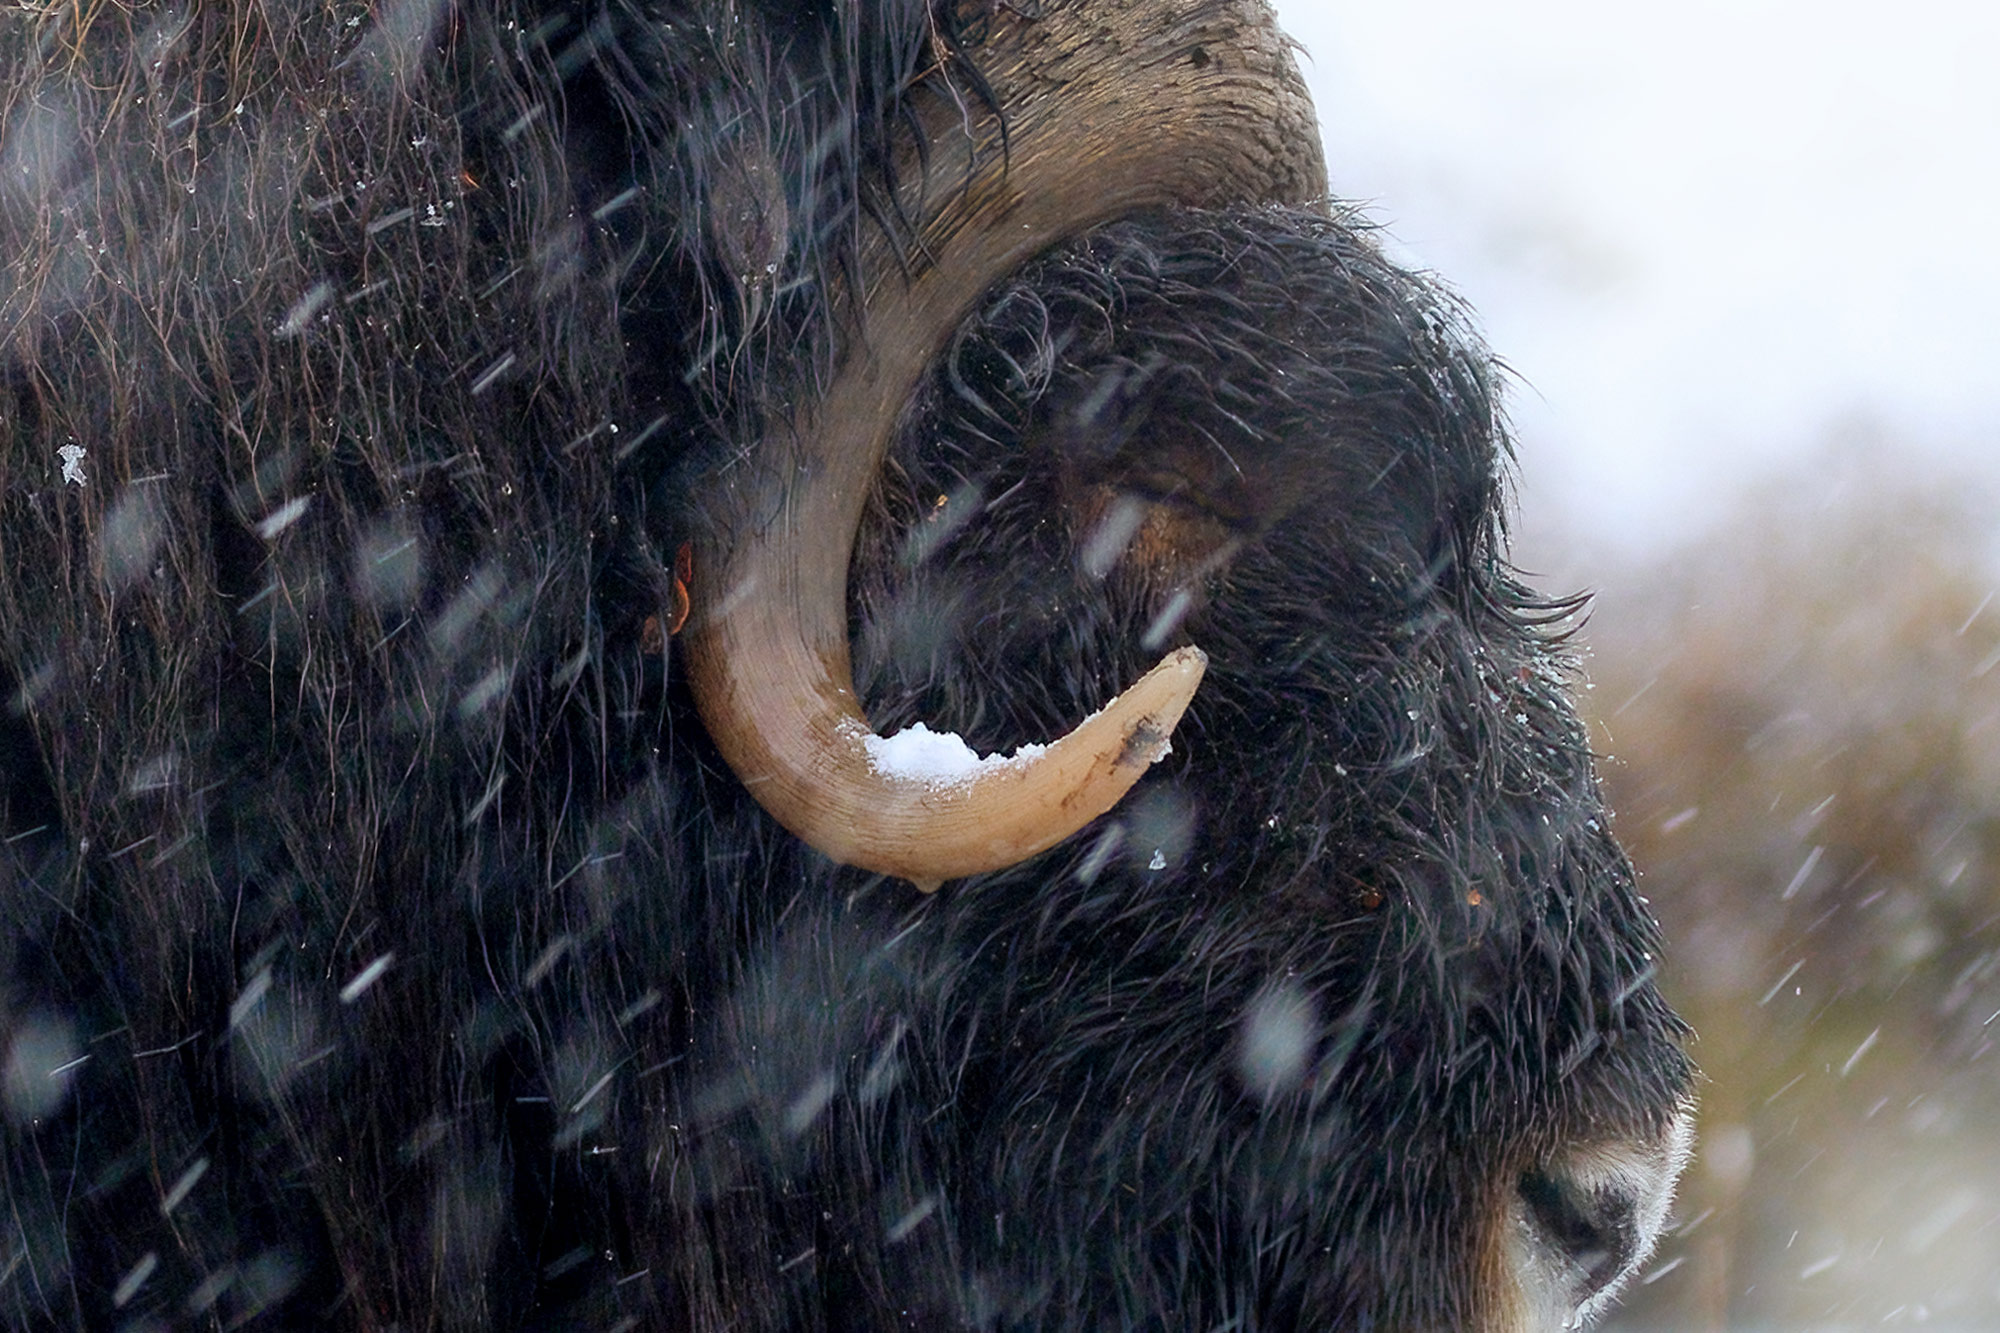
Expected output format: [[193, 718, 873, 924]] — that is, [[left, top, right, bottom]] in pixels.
[[1274, 0, 2000, 566]]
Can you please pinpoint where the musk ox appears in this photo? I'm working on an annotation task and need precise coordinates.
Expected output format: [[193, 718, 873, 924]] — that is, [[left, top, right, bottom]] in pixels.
[[0, 1, 1693, 1328]]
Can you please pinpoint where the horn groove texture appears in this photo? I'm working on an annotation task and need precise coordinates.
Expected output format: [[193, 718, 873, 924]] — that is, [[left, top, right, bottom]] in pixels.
[[684, 0, 1325, 884]]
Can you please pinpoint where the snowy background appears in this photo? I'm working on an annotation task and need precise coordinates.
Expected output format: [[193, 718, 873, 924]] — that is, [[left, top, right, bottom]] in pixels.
[[1277, 0, 2000, 564]]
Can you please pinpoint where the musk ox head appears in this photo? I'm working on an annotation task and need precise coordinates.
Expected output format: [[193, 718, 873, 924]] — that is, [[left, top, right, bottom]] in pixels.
[[0, 1, 1691, 1328]]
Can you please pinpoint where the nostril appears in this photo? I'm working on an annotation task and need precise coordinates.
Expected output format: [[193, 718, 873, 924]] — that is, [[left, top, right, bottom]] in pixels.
[[1506, 1107, 1693, 1327], [1517, 1166, 1636, 1301]]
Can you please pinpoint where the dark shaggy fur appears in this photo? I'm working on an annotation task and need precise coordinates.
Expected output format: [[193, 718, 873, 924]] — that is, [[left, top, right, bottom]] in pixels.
[[0, 2, 1689, 1329]]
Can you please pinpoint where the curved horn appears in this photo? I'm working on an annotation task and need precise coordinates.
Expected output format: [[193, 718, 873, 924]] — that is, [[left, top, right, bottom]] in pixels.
[[684, 0, 1326, 886]]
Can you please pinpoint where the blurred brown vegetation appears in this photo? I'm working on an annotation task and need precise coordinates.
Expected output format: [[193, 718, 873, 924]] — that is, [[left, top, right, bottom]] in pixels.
[[1580, 454, 2000, 1331]]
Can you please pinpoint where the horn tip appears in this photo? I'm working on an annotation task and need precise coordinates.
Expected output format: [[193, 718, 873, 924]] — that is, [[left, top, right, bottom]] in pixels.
[[1111, 644, 1208, 771]]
